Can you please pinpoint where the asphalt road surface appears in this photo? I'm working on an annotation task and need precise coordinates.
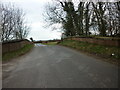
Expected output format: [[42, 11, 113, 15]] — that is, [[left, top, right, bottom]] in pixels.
[[3, 44, 119, 88]]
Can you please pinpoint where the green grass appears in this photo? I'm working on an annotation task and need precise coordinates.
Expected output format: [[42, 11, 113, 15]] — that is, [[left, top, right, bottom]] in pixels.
[[2, 44, 34, 61], [59, 40, 120, 60], [42, 42, 58, 45]]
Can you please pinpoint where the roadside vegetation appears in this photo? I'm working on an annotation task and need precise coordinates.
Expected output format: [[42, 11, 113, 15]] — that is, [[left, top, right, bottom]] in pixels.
[[59, 40, 120, 65], [93, 36, 120, 40], [2, 44, 34, 61]]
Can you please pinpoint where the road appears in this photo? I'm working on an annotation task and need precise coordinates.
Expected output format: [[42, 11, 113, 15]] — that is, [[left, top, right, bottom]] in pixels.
[[3, 44, 119, 88]]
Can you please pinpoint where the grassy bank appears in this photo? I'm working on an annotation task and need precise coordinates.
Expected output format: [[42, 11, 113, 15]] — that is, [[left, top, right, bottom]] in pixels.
[[2, 44, 34, 61], [59, 40, 120, 65]]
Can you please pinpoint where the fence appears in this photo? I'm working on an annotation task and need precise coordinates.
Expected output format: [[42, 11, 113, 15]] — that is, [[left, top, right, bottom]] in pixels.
[[66, 37, 120, 47], [2, 39, 33, 54]]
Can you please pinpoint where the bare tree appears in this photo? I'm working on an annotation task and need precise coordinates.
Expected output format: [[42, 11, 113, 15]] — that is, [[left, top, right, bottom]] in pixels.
[[77, 2, 85, 35], [0, 3, 30, 42], [84, 2, 91, 36], [14, 8, 29, 39], [92, 2, 107, 36]]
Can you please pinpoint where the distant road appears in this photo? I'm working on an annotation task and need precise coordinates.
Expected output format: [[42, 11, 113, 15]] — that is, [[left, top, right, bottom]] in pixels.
[[3, 44, 119, 88]]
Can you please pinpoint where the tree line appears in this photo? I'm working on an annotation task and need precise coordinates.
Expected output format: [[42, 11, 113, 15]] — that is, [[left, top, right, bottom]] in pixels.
[[45, 0, 120, 37], [0, 3, 30, 42]]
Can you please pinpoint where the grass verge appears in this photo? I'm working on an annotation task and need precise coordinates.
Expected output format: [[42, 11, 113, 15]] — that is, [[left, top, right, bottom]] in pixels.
[[59, 40, 120, 65], [42, 42, 58, 45], [2, 44, 34, 61]]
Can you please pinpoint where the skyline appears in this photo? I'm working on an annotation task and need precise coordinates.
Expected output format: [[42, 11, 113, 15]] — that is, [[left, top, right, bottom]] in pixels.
[[1, 0, 118, 41]]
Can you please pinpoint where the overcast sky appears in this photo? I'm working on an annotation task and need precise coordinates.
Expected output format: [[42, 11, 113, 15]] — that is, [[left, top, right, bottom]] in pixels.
[[1, 0, 62, 41]]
